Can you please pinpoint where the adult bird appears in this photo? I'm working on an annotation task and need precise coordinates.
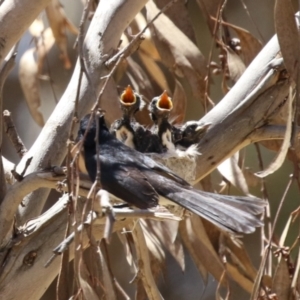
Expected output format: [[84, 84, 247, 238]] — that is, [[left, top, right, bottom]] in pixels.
[[78, 113, 265, 234]]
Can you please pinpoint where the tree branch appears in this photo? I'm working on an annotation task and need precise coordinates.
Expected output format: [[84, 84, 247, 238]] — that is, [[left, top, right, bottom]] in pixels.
[[0, 0, 52, 65], [15, 0, 148, 224], [194, 34, 289, 182]]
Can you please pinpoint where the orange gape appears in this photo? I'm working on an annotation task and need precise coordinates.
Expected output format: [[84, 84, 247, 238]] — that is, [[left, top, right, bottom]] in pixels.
[[157, 91, 173, 110], [120, 85, 136, 105]]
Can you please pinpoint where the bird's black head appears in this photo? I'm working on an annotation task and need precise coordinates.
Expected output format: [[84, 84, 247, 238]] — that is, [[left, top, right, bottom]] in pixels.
[[149, 91, 173, 124], [120, 85, 145, 119], [181, 121, 211, 140], [78, 113, 110, 148]]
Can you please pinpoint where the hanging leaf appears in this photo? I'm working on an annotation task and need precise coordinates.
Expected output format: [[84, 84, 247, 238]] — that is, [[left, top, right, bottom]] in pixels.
[[212, 19, 263, 66], [46, 0, 79, 69], [19, 48, 44, 127], [146, 0, 207, 106], [225, 47, 246, 83], [256, 87, 294, 178], [196, 0, 223, 34], [144, 219, 185, 271], [217, 152, 250, 195], [170, 80, 187, 124], [78, 257, 99, 300], [154, 0, 197, 44], [275, 0, 300, 81], [272, 255, 291, 300]]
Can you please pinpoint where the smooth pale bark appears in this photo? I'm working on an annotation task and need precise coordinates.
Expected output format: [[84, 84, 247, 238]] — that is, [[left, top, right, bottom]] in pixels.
[[0, 0, 52, 65], [14, 0, 148, 225]]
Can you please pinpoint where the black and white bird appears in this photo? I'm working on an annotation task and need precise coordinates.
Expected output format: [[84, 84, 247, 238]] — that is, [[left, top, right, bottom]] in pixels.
[[149, 91, 176, 152], [110, 86, 163, 153], [78, 113, 265, 234], [110, 85, 144, 149], [175, 121, 211, 150]]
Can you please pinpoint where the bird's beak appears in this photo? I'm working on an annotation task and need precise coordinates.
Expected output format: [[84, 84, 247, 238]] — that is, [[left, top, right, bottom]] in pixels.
[[195, 122, 212, 132], [120, 85, 136, 106], [157, 91, 173, 111]]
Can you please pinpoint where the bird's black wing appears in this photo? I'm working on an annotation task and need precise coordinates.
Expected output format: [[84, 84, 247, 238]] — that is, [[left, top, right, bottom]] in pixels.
[[141, 155, 190, 187], [99, 154, 159, 209], [106, 138, 191, 188]]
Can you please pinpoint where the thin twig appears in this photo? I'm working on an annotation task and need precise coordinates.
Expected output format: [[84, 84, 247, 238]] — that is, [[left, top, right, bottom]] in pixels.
[[203, 0, 225, 113], [254, 143, 271, 274], [0, 49, 17, 202], [40, 29, 58, 104], [239, 0, 265, 42], [105, 0, 179, 69], [253, 176, 293, 298], [3, 110, 27, 158], [0, 50, 17, 147]]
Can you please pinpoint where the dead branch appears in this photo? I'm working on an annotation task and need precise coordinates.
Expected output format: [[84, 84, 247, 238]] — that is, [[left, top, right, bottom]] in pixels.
[[3, 110, 27, 157]]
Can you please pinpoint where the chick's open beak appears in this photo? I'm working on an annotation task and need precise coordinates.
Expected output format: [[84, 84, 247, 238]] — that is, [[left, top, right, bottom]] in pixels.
[[157, 91, 173, 111], [120, 85, 136, 106]]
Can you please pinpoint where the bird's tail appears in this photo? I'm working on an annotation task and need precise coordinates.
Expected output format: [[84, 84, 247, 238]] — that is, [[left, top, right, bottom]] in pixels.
[[159, 184, 265, 234]]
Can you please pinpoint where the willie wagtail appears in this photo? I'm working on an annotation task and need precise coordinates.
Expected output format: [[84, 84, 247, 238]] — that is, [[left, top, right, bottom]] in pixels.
[[149, 91, 176, 152], [110, 86, 164, 153], [175, 121, 211, 150], [110, 85, 144, 148], [78, 113, 265, 234]]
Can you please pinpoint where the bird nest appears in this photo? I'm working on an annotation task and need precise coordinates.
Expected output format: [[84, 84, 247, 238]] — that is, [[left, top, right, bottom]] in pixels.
[[148, 145, 199, 183]]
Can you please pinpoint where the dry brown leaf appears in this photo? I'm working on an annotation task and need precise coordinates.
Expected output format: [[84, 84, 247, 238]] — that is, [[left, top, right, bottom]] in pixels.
[[242, 168, 260, 187], [196, 0, 223, 34], [154, 0, 197, 44], [225, 236, 257, 281], [126, 56, 154, 100], [83, 245, 107, 298], [131, 12, 160, 60], [170, 80, 187, 124], [214, 20, 263, 66], [46, 0, 79, 69], [98, 243, 117, 300], [19, 48, 44, 127], [226, 263, 253, 293], [250, 249, 269, 300], [145, 220, 185, 271], [225, 47, 246, 83], [78, 257, 99, 300], [140, 220, 166, 263], [255, 87, 294, 178], [179, 219, 208, 284], [275, 0, 300, 81], [229, 27, 262, 66], [98, 79, 122, 125], [36, 28, 56, 74], [187, 215, 225, 282], [279, 214, 293, 247], [272, 255, 291, 300], [138, 51, 170, 92], [146, 0, 207, 106], [117, 230, 136, 273], [217, 152, 250, 195], [291, 244, 300, 290]]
